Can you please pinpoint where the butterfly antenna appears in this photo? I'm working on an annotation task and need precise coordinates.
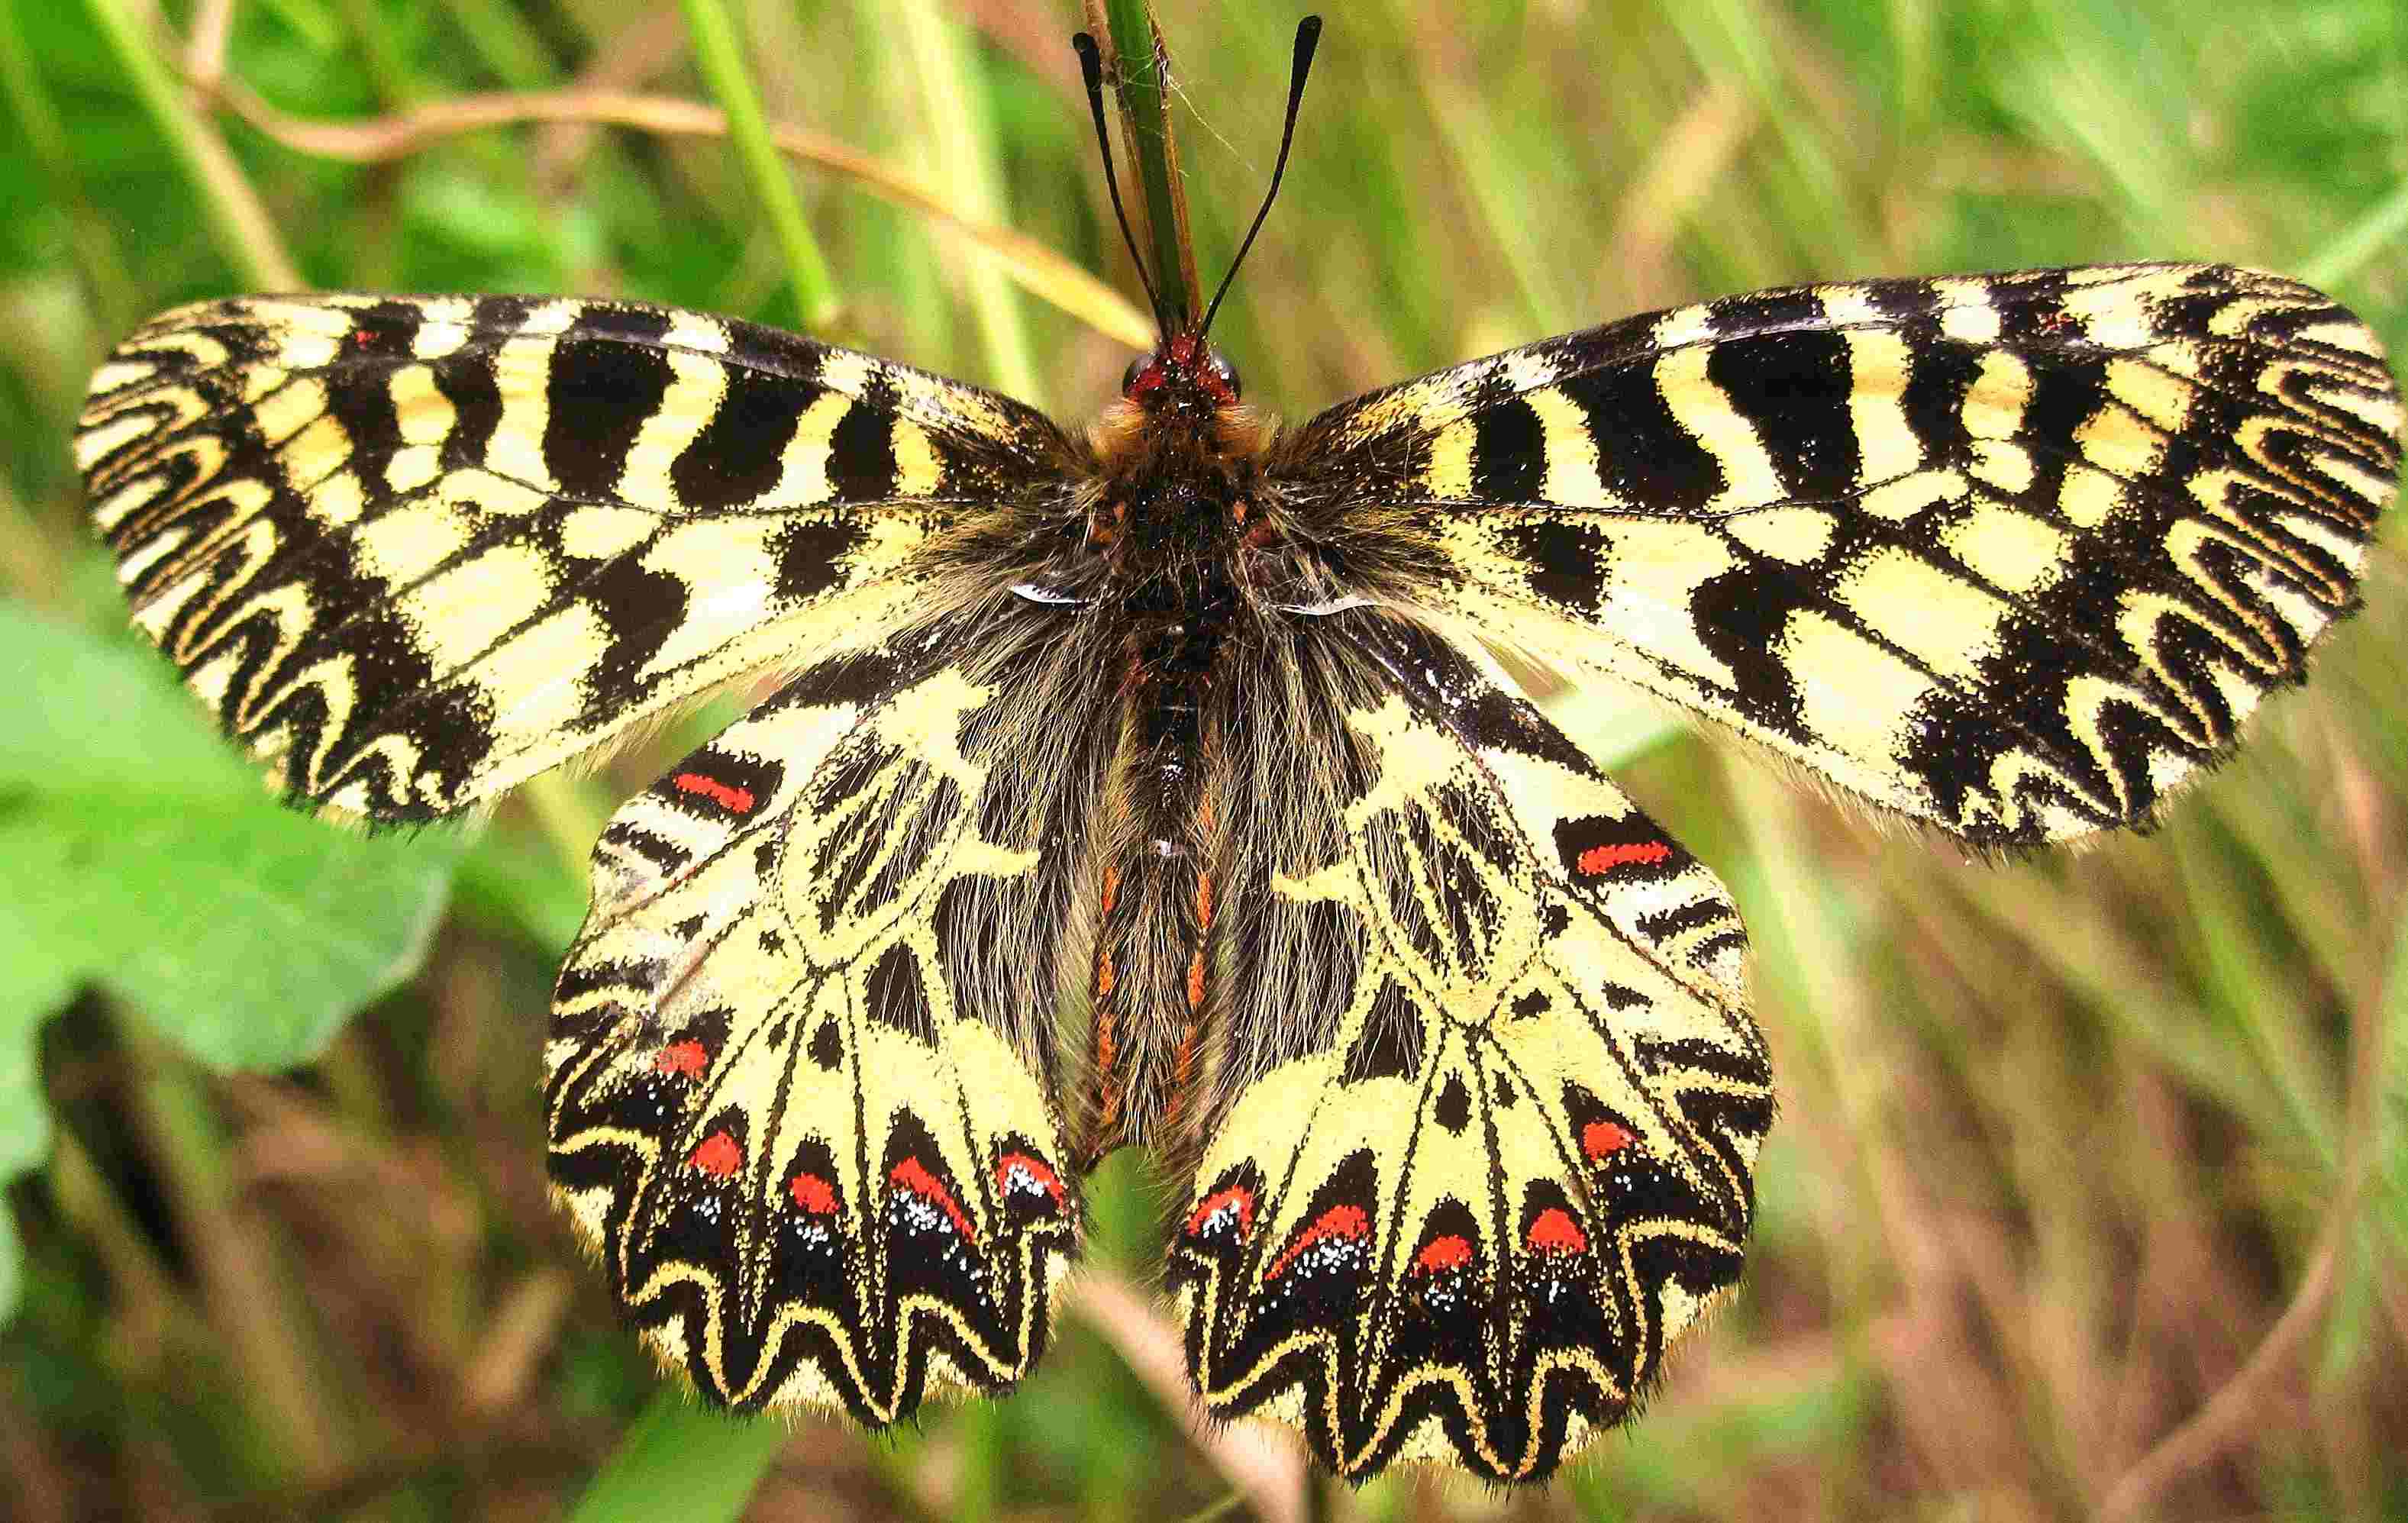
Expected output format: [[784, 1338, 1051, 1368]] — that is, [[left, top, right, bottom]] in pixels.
[[1073, 31, 1168, 337], [1200, 15, 1322, 339]]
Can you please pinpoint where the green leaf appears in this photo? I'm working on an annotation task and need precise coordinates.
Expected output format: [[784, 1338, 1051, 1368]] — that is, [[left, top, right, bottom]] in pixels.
[[0, 602, 463, 1316], [566, 1386, 789, 1523]]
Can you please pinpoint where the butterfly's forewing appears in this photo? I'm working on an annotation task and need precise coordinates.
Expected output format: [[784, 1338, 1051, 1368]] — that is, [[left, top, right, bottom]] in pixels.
[[1282, 263, 2400, 846], [1169, 615, 1770, 1483], [76, 295, 1070, 822], [546, 611, 1103, 1420]]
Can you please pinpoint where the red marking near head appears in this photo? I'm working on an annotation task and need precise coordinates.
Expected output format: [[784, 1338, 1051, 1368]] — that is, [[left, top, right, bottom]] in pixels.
[[653, 1040, 709, 1078], [1576, 840, 1671, 875], [1413, 1234, 1474, 1273], [789, 1172, 838, 1215], [1264, 1203, 1370, 1282], [1125, 332, 1238, 408], [889, 1156, 977, 1244], [1183, 1183, 1256, 1239], [996, 1150, 1067, 1208], [1527, 1206, 1587, 1255], [1582, 1119, 1635, 1160], [688, 1130, 741, 1178], [1192, 363, 1238, 408], [673, 772, 754, 814]]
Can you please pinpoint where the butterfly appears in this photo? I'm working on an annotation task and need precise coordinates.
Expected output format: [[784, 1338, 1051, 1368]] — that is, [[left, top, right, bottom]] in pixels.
[[73, 15, 2399, 1486]]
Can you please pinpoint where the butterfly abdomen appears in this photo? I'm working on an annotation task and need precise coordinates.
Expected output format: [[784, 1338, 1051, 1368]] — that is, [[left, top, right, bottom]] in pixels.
[[1073, 550, 1238, 1163]]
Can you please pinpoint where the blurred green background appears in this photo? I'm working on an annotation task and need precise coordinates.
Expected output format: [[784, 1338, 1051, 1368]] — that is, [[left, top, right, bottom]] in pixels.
[[2, 0, 2404, 1518]]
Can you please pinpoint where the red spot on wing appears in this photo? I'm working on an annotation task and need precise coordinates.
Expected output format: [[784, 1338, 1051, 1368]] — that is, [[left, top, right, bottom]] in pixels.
[[1412, 1234, 1474, 1273], [889, 1156, 977, 1244], [687, 1130, 741, 1178], [653, 1040, 708, 1078], [788, 1173, 838, 1215], [996, 1150, 1066, 1208], [1582, 1119, 1635, 1159], [1183, 1184, 1255, 1239], [1527, 1206, 1587, 1255], [1576, 840, 1671, 875], [673, 772, 755, 814], [1264, 1204, 1370, 1283]]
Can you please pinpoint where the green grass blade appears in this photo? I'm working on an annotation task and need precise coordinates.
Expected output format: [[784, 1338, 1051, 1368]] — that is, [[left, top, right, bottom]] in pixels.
[[1102, 0, 1192, 326], [2300, 177, 2408, 287], [676, 0, 840, 329], [567, 1387, 789, 1523], [897, 0, 1041, 402], [79, 0, 301, 289]]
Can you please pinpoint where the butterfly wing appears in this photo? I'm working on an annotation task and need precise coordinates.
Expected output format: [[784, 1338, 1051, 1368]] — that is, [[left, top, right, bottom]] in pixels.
[[545, 611, 1104, 1421], [1278, 263, 2400, 845], [1169, 615, 1770, 1483], [76, 295, 1072, 822]]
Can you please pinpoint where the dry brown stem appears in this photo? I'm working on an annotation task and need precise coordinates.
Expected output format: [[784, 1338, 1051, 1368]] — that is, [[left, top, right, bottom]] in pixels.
[[210, 80, 1154, 347]]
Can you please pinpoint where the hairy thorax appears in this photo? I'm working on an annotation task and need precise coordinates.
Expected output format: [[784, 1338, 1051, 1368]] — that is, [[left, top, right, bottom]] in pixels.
[[1088, 393, 1271, 594]]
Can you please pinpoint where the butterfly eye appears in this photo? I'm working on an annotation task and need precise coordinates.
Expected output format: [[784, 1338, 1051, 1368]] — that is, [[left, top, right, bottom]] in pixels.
[[1207, 350, 1242, 401], [1122, 354, 1149, 392]]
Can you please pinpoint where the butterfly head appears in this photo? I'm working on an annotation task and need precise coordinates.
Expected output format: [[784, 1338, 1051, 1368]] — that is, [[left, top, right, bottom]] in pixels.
[[1122, 332, 1241, 417], [1091, 328, 1263, 469], [1074, 17, 1318, 423]]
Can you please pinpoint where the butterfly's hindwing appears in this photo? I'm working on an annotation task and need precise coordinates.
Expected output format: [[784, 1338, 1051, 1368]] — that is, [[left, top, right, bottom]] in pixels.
[[544, 612, 1100, 1420], [1169, 616, 1770, 1483], [1281, 263, 2400, 845], [76, 295, 1073, 821]]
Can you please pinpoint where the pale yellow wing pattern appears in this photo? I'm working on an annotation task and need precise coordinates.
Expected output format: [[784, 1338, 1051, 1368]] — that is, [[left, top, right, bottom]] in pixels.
[[1279, 264, 2400, 845], [76, 295, 1072, 821], [545, 610, 1106, 1420], [1168, 615, 1770, 1483]]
